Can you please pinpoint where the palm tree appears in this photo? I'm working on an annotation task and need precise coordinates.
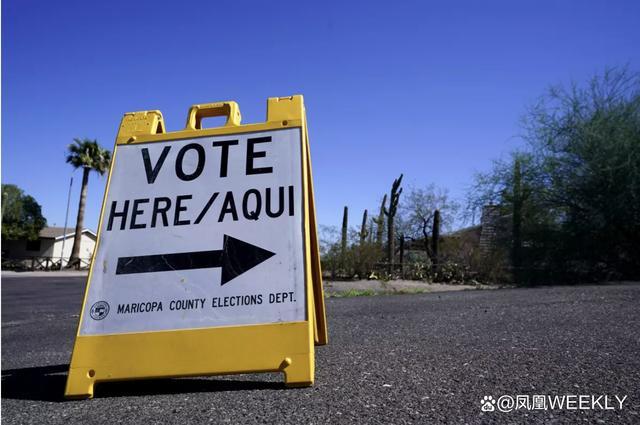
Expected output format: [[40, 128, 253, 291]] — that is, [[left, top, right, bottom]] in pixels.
[[66, 138, 111, 268]]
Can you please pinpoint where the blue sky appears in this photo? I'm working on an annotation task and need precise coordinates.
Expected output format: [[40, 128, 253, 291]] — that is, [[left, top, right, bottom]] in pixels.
[[3, 0, 639, 232]]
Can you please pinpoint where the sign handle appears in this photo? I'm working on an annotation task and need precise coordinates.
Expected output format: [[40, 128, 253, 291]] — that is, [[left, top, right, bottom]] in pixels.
[[186, 101, 242, 130]]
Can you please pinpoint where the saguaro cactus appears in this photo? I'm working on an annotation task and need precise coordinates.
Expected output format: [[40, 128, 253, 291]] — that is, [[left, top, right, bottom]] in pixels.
[[431, 209, 441, 274], [341, 206, 348, 266], [384, 174, 403, 275], [399, 234, 405, 278], [375, 195, 387, 247], [360, 209, 368, 246]]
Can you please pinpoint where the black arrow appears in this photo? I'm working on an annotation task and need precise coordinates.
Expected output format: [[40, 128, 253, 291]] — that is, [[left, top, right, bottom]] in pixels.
[[115, 235, 276, 285]]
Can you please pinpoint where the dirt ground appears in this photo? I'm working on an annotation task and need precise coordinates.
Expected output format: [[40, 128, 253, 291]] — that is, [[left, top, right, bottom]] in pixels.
[[323, 279, 497, 296]]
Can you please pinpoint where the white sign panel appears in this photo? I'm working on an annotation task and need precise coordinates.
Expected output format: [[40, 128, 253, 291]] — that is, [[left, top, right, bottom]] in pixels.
[[80, 128, 305, 335]]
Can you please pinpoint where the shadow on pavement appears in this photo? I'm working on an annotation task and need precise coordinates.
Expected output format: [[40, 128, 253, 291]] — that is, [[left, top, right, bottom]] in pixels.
[[2, 364, 285, 402], [1, 364, 68, 402]]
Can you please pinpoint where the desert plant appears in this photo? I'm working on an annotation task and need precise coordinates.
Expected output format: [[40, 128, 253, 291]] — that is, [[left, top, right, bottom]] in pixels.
[[384, 174, 403, 274], [375, 194, 387, 247], [341, 206, 348, 263], [431, 209, 441, 273], [359, 209, 368, 245]]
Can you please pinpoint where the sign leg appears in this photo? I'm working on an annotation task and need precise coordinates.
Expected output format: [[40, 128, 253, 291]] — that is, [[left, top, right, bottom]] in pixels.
[[65, 367, 96, 399], [281, 354, 314, 387]]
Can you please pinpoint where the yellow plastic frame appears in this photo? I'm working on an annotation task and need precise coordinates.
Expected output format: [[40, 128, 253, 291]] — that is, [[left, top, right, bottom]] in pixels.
[[65, 95, 327, 399]]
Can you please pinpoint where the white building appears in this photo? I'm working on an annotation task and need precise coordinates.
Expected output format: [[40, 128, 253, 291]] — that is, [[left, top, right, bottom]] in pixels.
[[3, 227, 97, 268]]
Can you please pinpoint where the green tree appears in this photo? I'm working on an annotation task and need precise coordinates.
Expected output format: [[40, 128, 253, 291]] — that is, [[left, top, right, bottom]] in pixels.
[[66, 138, 111, 267], [468, 152, 556, 283], [469, 68, 640, 282], [1, 184, 47, 241]]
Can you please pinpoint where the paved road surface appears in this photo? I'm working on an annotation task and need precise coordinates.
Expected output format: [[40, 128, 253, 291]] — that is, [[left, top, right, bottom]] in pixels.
[[2, 275, 639, 424]]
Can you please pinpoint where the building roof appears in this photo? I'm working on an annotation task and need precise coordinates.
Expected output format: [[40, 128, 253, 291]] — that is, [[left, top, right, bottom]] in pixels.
[[39, 227, 97, 240]]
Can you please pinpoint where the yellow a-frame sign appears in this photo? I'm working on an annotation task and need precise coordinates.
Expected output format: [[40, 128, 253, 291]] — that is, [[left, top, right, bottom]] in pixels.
[[65, 95, 327, 399]]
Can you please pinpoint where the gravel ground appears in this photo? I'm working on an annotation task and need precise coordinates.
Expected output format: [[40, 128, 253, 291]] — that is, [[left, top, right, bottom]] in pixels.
[[2, 276, 639, 424]]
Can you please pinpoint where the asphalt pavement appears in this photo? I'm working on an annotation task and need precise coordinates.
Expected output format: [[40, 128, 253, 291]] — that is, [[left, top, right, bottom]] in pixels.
[[2, 275, 639, 424]]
